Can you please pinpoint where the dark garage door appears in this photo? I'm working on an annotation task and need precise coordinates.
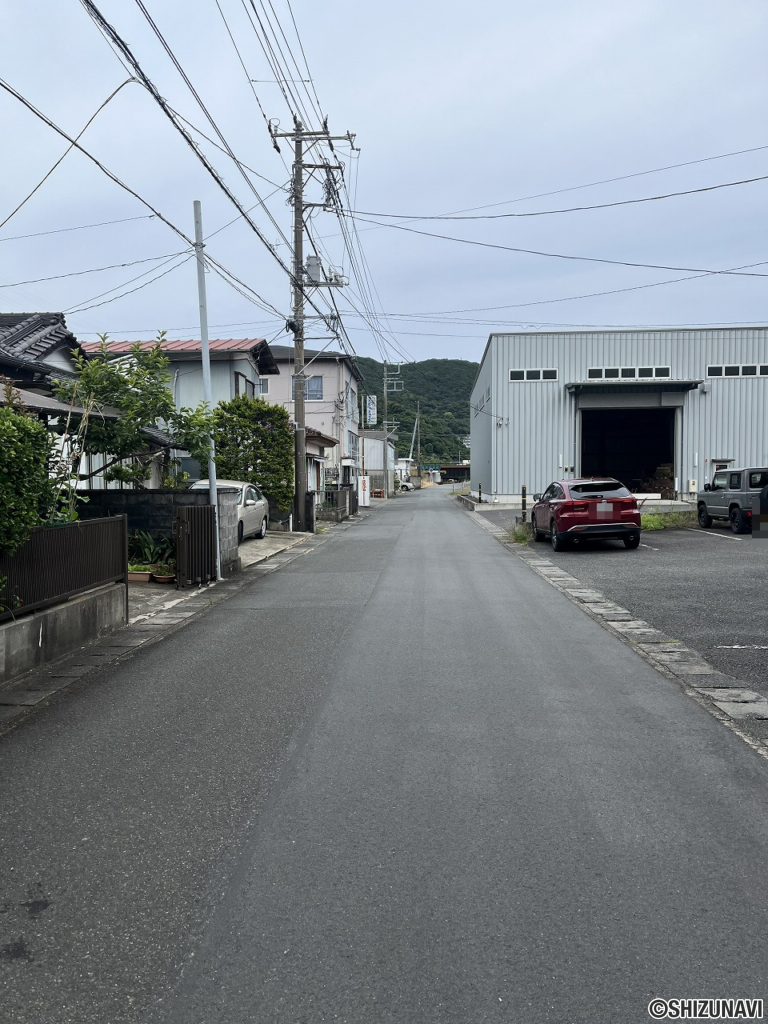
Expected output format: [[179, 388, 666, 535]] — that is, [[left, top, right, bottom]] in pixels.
[[581, 408, 675, 493]]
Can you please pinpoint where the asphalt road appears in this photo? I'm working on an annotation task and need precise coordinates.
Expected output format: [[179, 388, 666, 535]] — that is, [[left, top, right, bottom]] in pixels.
[[481, 509, 768, 697], [1, 488, 768, 1023]]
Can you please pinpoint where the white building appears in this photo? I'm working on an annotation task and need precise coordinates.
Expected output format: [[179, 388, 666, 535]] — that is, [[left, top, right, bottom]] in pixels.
[[470, 327, 768, 502], [268, 344, 362, 488]]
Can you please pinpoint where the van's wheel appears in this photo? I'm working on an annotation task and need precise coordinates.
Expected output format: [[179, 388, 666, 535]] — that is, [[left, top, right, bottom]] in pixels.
[[697, 504, 713, 528], [532, 513, 544, 542], [550, 519, 567, 551], [623, 533, 640, 549], [237, 520, 244, 544], [730, 507, 748, 534], [258, 516, 268, 539]]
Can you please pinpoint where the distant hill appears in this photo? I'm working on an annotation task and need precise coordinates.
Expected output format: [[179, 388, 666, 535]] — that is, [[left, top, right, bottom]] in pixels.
[[354, 356, 479, 463]]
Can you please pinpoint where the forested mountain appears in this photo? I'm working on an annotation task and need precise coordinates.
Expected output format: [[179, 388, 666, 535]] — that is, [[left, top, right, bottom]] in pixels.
[[354, 356, 479, 463]]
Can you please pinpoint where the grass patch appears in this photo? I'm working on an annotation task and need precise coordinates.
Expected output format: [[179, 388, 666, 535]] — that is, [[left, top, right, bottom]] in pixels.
[[641, 511, 697, 532], [507, 522, 533, 545]]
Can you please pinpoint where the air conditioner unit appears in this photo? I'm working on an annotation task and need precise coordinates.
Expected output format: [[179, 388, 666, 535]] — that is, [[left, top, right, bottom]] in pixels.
[[687, 479, 698, 492]]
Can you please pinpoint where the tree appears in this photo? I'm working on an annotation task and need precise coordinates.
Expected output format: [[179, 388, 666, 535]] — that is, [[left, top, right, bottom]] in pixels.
[[0, 384, 54, 555], [206, 395, 294, 512], [53, 333, 213, 487]]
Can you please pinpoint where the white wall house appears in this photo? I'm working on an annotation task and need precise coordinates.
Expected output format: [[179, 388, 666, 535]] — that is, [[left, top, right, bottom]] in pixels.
[[268, 344, 363, 488], [470, 328, 768, 502]]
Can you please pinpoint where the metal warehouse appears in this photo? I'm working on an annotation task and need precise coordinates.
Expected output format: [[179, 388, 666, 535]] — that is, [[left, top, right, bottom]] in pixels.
[[470, 328, 768, 502]]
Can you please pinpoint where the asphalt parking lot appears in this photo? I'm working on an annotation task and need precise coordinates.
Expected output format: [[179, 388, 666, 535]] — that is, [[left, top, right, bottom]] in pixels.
[[479, 510, 768, 696]]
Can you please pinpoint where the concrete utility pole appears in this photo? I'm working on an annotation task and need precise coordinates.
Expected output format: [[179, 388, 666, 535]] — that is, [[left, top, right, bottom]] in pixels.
[[416, 400, 421, 484], [273, 119, 356, 531], [381, 367, 388, 499], [290, 131, 308, 531], [193, 200, 222, 580]]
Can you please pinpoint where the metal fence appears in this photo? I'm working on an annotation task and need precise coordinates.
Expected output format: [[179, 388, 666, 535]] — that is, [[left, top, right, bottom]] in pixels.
[[174, 505, 217, 588], [0, 516, 128, 623]]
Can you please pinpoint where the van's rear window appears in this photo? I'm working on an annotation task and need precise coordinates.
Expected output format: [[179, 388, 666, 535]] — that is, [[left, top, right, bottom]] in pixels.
[[569, 481, 631, 497]]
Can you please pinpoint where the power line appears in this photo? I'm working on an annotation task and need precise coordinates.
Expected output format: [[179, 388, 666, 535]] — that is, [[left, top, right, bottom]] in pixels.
[[0, 251, 190, 290], [415, 143, 768, 218], [351, 215, 768, 279], [67, 253, 195, 313], [0, 214, 156, 244], [343, 173, 768, 222], [0, 78, 137, 232]]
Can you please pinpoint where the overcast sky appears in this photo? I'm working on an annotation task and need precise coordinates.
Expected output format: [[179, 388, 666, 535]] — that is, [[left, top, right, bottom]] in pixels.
[[3, 0, 767, 364]]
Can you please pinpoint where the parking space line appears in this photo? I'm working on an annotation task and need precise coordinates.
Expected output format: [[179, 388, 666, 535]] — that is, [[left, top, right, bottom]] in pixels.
[[685, 529, 742, 541]]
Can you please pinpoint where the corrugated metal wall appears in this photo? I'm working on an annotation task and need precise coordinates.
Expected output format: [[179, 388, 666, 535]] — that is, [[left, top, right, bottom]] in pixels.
[[472, 328, 768, 498]]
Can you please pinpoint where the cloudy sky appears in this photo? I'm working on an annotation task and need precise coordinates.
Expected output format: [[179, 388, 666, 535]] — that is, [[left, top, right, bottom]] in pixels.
[[2, 0, 767, 364]]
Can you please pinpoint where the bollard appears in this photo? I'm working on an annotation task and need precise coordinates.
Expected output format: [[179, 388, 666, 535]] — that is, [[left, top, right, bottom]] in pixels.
[[521, 484, 527, 523]]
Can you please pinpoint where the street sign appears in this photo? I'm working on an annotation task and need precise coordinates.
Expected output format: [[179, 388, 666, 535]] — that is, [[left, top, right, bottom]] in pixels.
[[366, 395, 377, 425]]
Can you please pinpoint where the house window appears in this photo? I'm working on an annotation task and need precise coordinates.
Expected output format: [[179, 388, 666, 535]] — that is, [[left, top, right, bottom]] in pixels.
[[347, 430, 359, 456], [621, 367, 636, 378], [761, 365, 768, 376], [724, 365, 739, 376], [509, 369, 524, 381], [742, 365, 757, 376], [347, 389, 357, 418], [638, 367, 653, 378], [542, 369, 557, 380], [526, 369, 541, 381], [256, 378, 269, 394], [291, 375, 324, 400], [707, 366, 723, 376], [604, 367, 619, 378], [655, 367, 670, 377], [588, 368, 603, 379], [234, 371, 256, 398]]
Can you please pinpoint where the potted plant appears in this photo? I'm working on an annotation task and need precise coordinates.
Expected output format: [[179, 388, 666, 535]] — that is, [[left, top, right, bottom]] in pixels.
[[127, 563, 153, 583], [151, 562, 176, 584]]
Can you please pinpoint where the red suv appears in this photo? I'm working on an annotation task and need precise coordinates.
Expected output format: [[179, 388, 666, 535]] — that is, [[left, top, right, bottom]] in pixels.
[[531, 478, 641, 551]]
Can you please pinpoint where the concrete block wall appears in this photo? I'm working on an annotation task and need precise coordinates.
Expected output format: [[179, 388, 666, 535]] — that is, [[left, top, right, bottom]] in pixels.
[[78, 489, 240, 575], [1, 584, 127, 685]]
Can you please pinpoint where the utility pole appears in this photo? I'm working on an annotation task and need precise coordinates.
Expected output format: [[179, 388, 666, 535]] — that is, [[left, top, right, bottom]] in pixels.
[[193, 200, 222, 580], [416, 401, 421, 485], [290, 131, 308, 531], [273, 119, 356, 531], [381, 367, 388, 499]]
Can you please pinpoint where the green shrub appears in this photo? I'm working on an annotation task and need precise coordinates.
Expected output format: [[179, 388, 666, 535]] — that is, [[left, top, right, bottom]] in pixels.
[[208, 396, 294, 512], [0, 404, 53, 556]]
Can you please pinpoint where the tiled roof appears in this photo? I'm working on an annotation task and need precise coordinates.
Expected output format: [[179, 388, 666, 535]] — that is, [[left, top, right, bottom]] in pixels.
[[81, 338, 266, 354], [0, 313, 81, 362]]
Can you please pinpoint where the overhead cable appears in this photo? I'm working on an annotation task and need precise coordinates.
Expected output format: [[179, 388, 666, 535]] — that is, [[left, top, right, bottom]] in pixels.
[[0, 78, 137, 232], [351, 216, 768, 279], [343, 174, 768, 221], [0, 251, 190, 290], [0, 214, 156, 244]]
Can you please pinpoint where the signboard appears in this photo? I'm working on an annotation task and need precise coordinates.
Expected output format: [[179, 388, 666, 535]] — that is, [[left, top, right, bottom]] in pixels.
[[365, 395, 377, 425], [358, 475, 370, 507]]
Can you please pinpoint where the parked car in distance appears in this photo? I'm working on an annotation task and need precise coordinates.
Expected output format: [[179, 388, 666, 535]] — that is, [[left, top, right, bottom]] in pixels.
[[697, 467, 768, 533], [190, 479, 269, 543], [531, 478, 641, 551], [399, 480, 414, 491]]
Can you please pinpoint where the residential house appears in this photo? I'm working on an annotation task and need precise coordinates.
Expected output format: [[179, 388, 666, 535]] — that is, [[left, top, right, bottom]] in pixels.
[[1, 313, 171, 488], [268, 344, 363, 489]]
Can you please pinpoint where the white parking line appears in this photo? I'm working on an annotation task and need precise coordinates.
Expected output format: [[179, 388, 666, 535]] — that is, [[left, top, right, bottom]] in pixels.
[[640, 542, 659, 551], [685, 529, 742, 541]]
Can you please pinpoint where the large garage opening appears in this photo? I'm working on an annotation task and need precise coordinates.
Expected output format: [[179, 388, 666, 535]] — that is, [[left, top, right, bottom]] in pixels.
[[581, 408, 675, 494]]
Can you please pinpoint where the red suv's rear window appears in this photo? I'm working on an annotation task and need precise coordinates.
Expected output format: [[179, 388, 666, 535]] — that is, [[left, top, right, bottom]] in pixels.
[[569, 481, 631, 498]]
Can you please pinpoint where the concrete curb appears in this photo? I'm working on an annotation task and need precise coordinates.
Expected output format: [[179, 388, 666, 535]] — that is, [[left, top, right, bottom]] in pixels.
[[0, 513, 372, 737], [464, 509, 768, 762]]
